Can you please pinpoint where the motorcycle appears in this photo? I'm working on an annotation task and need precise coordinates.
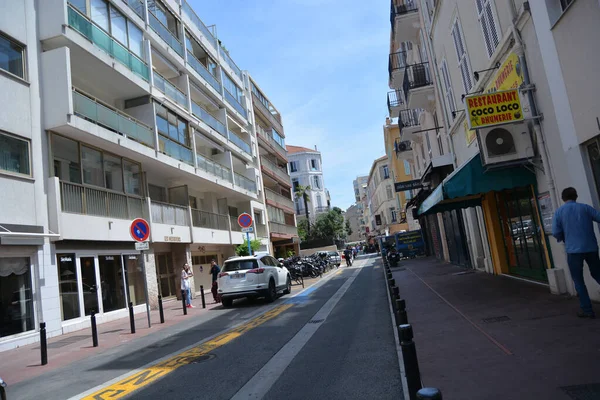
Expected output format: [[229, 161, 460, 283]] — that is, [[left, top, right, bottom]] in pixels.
[[387, 251, 400, 268]]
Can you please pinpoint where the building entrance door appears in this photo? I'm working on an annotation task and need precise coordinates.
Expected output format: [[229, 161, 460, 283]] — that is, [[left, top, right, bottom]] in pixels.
[[80, 257, 99, 315], [156, 253, 177, 298]]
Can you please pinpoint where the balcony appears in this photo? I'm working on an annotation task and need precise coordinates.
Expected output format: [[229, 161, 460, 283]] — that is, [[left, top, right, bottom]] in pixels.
[[234, 172, 257, 193], [390, 1, 420, 44], [230, 216, 242, 232], [192, 101, 227, 138], [219, 45, 243, 82], [315, 206, 331, 215], [72, 89, 155, 148], [186, 51, 222, 94], [153, 70, 188, 109], [251, 91, 284, 133], [67, 6, 149, 81], [150, 200, 192, 242], [224, 90, 248, 119], [255, 223, 268, 238], [191, 209, 229, 230], [388, 51, 407, 89], [148, 11, 184, 57], [60, 181, 145, 220], [123, 0, 145, 20], [399, 109, 422, 142], [196, 153, 232, 183], [387, 90, 405, 117], [228, 130, 252, 155], [158, 136, 194, 166], [269, 222, 298, 237], [261, 157, 291, 187], [265, 188, 295, 212], [182, 0, 217, 51], [402, 62, 435, 110], [257, 126, 287, 160]]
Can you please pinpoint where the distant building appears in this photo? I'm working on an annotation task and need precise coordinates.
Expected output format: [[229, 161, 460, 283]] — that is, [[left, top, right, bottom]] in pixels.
[[345, 203, 363, 242], [287, 145, 330, 221]]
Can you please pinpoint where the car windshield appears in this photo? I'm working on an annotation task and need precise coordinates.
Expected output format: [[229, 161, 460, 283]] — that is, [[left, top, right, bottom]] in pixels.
[[222, 260, 258, 272], [328, 252, 338, 257]]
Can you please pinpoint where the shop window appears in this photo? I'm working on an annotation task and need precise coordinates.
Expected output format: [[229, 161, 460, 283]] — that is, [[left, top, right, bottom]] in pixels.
[[0, 257, 34, 338], [98, 255, 126, 312], [0, 131, 31, 177], [57, 254, 81, 321], [123, 255, 146, 306]]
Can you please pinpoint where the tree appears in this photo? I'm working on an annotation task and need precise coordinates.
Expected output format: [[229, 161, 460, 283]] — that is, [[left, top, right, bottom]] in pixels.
[[311, 208, 347, 241], [297, 218, 310, 241], [235, 238, 262, 256], [294, 185, 311, 235], [345, 220, 353, 236]]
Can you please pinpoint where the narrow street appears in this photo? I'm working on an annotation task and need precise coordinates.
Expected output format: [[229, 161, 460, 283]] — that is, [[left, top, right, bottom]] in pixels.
[[6, 255, 403, 400]]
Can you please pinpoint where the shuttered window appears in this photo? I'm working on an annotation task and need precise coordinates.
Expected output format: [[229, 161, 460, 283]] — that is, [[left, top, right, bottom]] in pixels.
[[476, 0, 500, 58], [451, 18, 473, 93], [439, 59, 457, 121]]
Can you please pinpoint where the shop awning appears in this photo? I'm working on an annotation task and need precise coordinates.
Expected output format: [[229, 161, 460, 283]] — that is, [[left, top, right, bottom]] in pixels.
[[418, 153, 536, 215]]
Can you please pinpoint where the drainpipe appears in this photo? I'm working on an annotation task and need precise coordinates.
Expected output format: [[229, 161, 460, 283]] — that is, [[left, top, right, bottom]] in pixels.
[[508, 0, 559, 211]]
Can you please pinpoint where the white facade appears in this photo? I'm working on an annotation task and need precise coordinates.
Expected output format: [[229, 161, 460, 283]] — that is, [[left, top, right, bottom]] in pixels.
[[367, 157, 400, 236], [0, 0, 274, 350], [287, 146, 330, 221]]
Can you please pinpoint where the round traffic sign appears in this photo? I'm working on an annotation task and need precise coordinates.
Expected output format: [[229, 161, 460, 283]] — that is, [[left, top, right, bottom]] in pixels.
[[238, 213, 253, 229], [130, 218, 150, 242]]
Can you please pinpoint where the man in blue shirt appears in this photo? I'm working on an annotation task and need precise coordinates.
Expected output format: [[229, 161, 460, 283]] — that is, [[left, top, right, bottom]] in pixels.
[[552, 187, 600, 318]]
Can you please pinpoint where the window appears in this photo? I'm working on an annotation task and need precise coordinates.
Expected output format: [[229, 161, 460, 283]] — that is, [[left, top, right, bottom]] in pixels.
[[381, 165, 390, 180], [223, 72, 243, 104], [123, 160, 141, 195], [475, 0, 500, 58], [386, 185, 394, 201], [404, 160, 411, 176], [292, 178, 299, 191], [390, 208, 398, 223], [0, 257, 34, 337], [560, 0, 574, 11], [148, 0, 180, 39], [405, 190, 413, 200], [267, 205, 286, 223], [57, 254, 80, 321], [425, 132, 432, 158], [451, 18, 473, 93], [156, 104, 191, 160], [0, 33, 25, 79], [81, 146, 104, 187], [149, 184, 166, 202], [91, 0, 109, 31], [289, 161, 298, 173], [272, 129, 285, 148], [127, 20, 144, 58], [310, 159, 319, 171], [313, 176, 322, 189], [440, 59, 457, 121], [0, 132, 30, 176], [316, 195, 323, 208]]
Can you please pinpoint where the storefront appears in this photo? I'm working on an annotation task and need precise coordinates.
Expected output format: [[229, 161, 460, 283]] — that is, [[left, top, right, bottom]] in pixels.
[[0, 256, 35, 340], [190, 244, 235, 294], [441, 209, 470, 267]]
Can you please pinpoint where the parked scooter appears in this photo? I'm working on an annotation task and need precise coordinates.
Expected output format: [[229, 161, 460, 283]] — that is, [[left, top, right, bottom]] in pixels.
[[387, 249, 400, 268]]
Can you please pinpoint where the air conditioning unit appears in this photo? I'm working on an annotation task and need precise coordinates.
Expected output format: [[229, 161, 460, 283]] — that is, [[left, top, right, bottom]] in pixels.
[[478, 122, 534, 167], [394, 140, 412, 154]]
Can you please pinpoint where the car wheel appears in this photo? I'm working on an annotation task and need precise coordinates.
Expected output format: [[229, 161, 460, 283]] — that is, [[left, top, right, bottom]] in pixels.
[[283, 276, 291, 295], [265, 279, 277, 303], [222, 298, 233, 308]]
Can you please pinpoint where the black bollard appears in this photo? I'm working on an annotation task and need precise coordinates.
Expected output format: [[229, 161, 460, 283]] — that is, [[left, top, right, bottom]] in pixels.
[[393, 286, 400, 299], [200, 285, 206, 309], [399, 324, 422, 399], [181, 290, 187, 315], [40, 322, 48, 366], [91, 311, 98, 347], [396, 298, 408, 325], [386, 272, 392, 280], [128, 302, 136, 334], [158, 296, 165, 324], [417, 388, 443, 400], [389, 278, 396, 288]]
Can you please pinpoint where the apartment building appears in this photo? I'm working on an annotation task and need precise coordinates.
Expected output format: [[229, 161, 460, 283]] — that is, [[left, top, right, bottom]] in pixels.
[[351, 176, 369, 239], [344, 203, 363, 242], [250, 77, 299, 257], [388, 0, 600, 299], [287, 145, 330, 221], [0, 0, 280, 351]]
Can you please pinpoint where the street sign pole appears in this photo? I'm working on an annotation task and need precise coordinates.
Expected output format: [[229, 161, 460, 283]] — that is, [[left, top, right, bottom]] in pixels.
[[140, 250, 151, 329], [130, 219, 152, 329], [246, 231, 252, 255]]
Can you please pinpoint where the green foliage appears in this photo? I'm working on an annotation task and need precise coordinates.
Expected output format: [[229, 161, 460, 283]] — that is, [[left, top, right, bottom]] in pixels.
[[286, 249, 295, 258], [306, 208, 347, 241], [235, 238, 262, 256], [297, 218, 310, 241], [345, 220, 353, 236]]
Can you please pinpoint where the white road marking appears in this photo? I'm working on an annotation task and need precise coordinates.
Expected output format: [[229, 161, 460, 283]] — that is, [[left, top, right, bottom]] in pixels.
[[230, 266, 363, 400]]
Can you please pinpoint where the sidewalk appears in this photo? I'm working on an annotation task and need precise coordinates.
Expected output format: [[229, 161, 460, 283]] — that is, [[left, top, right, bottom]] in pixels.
[[391, 257, 600, 400]]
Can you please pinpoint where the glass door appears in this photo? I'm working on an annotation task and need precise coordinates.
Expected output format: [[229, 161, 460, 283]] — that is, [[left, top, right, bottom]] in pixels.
[[156, 253, 177, 298], [80, 257, 100, 315], [98, 255, 126, 313]]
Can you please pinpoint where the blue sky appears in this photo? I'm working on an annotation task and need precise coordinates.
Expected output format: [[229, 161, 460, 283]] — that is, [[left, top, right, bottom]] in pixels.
[[190, 0, 390, 210]]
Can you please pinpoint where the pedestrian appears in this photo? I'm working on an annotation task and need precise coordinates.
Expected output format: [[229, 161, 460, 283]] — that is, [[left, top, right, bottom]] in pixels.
[[343, 246, 352, 266], [210, 259, 221, 304], [552, 187, 600, 318], [181, 263, 194, 308]]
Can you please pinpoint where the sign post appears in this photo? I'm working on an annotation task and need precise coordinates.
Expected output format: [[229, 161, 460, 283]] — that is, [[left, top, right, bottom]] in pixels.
[[130, 218, 151, 329], [238, 213, 254, 255]]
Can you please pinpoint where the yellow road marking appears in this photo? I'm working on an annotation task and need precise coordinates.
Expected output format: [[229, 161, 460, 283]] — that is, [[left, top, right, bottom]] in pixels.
[[83, 303, 293, 400]]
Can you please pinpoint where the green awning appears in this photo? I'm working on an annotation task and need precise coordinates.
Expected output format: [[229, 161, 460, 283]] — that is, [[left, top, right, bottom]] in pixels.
[[418, 153, 536, 215]]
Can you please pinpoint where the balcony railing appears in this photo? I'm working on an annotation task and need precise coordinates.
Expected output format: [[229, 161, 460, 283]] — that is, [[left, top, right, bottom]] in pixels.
[[196, 153, 232, 183], [182, 0, 217, 50], [402, 62, 433, 99], [158, 136, 194, 166], [148, 12, 184, 56], [257, 126, 287, 156], [123, 0, 145, 20], [390, 0, 419, 30], [234, 172, 257, 193], [388, 51, 408, 77], [191, 208, 229, 230], [224, 90, 248, 119], [398, 109, 421, 129], [265, 188, 294, 210], [251, 92, 284, 131], [228, 130, 252, 155], [151, 200, 189, 226], [255, 224, 267, 237], [191, 101, 227, 138], [60, 181, 145, 219], [73, 89, 155, 148], [261, 157, 290, 184], [269, 222, 298, 236], [153, 70, 188, 109], [187, 51, 222, 93], [230, 216, 242, 232], [387, 90, 404, 111], [315, 206, 331, 214], [219, 46, 243, 81], [67, 6, 149, 81]]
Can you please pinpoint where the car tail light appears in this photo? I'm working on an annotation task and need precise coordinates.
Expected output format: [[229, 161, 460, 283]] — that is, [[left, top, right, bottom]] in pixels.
[[247, 268, 265, 274], [218, 272, 228, 278]]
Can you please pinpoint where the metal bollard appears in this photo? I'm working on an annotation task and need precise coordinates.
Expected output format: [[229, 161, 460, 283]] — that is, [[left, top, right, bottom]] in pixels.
[[129, 302, 136, 334], [40, 322, 48, 366], [399, 324, 423, 400], [158, 296, 165, 324], [181, 290, 187, 315], [393, 286, 400, 299], [389, 278, 396, 288], [396, 298, 408, 325], [417, 388, 443, 400], [0, 376, 7, 400], [91, 311, 98, 347], [200, 285, 206, 309], [386, 272, 392, 280]]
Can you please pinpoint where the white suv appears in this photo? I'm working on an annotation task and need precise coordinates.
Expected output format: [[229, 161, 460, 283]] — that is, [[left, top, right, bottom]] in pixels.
[[218, 255, 292, 308]]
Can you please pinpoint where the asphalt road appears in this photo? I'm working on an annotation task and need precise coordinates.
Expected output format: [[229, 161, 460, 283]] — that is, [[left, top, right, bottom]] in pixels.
[[9, 255, 403, 400]]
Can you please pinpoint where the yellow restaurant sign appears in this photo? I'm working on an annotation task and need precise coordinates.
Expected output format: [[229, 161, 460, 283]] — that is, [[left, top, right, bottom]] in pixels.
[[465, 89, 523, 130]]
